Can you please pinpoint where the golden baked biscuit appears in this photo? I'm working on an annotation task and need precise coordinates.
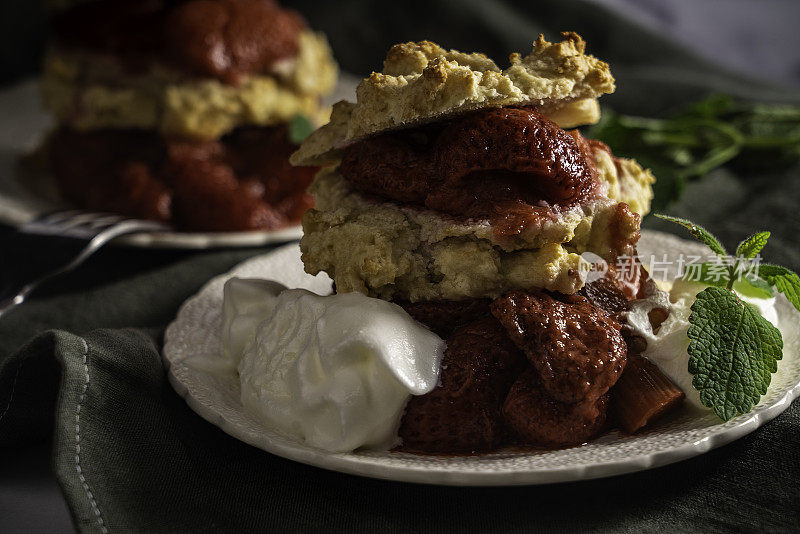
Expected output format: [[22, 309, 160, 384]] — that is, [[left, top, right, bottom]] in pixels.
[[292, 33, 613, 166], [593, 148, 656, 216]]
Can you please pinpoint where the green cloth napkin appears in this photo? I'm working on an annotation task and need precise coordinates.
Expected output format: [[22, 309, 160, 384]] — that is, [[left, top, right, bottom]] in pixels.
[[1, 269, 799, 532], [2, 0, 800, 531]]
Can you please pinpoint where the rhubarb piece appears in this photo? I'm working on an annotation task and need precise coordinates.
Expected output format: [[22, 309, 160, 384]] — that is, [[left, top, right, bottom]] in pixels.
[[613, 354, 685, 433]]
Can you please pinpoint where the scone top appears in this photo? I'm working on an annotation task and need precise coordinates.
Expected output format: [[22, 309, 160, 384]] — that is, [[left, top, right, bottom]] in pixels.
[[291, 32, 614, 166]]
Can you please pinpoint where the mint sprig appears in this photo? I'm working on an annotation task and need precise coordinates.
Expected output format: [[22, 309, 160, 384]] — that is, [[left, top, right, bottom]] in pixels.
[[657, 215, 799, 420], [590, 95, 800, 211], [688, 287, 783, 421]]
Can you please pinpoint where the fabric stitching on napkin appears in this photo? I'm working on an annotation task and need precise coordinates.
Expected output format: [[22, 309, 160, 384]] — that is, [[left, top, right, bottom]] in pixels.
[[0, 359, 23, 425], [74, 337, 108, 534]]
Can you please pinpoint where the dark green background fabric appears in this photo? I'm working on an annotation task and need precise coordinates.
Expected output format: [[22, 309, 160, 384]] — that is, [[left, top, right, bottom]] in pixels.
[[1, 1, 800, 532]]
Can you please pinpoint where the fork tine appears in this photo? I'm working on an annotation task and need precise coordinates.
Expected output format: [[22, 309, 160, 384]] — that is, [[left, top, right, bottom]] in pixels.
[[57, 214, 96, 230], [35, 209, 83, 225], [24, 210, 131, 237], [63, 213, 125, 231], [23, 209, 171, 240], [45, 213, 99, 231], [85, 216, 129, 232]]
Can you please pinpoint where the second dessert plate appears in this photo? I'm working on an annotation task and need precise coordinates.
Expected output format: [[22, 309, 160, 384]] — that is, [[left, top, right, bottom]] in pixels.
[[0, 77, 359, 249], [163, 230, 800, 485]]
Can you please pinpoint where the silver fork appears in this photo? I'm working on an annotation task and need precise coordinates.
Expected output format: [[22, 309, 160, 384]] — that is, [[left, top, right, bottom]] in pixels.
[[0, 210, 170, 319]]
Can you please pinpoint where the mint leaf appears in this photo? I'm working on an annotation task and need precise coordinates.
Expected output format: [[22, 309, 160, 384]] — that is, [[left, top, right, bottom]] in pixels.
[[758, 264, 800, 313], [736, 231, 770, 259], [289, 115, 314, 145], [683, 262, 730, 287], [736, 276, 776, 300], [688, 287, 783, 420], [684, 262, 773, 299], [655, 214, 728, 257]]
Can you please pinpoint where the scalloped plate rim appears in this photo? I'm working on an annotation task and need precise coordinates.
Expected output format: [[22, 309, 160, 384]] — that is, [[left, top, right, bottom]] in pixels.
[[162, 230, 800, 485]]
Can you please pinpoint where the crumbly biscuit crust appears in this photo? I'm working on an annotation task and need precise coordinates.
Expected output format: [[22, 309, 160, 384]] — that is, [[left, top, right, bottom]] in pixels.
[[300, 166, 641, 302], [593, 148, 656, 216], [291, 33, 614, 166]]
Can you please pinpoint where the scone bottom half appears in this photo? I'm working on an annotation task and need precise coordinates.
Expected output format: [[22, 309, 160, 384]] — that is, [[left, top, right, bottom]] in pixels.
[[293, 35, 681, 454]]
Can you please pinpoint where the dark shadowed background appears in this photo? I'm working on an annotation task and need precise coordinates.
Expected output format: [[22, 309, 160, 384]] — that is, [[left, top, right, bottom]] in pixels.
[[3, 0, 800, 90]]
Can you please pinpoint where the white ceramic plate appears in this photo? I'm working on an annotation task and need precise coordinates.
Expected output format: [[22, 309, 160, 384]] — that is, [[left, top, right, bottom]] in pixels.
[[0, 77, 358, 249], [163, 230, 800, 485]]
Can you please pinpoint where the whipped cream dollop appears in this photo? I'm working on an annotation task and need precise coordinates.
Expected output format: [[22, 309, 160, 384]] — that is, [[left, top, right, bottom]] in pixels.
[[627, 278, 780, 410], [219, 278, 446, 452]]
